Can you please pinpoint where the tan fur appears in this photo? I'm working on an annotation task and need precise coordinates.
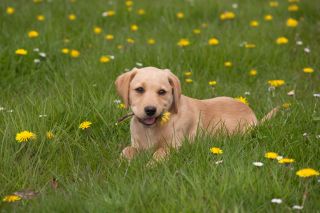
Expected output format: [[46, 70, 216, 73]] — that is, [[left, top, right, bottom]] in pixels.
[[115, 67, 274, 162]]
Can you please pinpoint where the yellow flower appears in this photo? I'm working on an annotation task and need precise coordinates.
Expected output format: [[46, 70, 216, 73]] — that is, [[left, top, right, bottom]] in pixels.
[[37, 15, 45, 21], [130, 24, 138, 32], [127, 38, 135, 44], [16, 131, 36, 143], [278, 158, 295, 164], [268, 80, 285, 87], [245, 43, 256, 48], [288, 4, 299, 11], [265, 152, 278, 159], [276, 37, 288, 45], [93, 27, 102, 34], [234, 96, 248, 105], [68, 14, 76, 21], [105, 34, 114, 40], [210, 147, 223, 154], [224, 61, 232, 67], [15, 49, 28, 56], [264, 14, 273, 21], [79, 121, 92, 130], [6, 7, 15, 15], [185, 79, 193, 83], [282, 103, 291, 109], [61, 48, 69, 54], [176, 12, 185, 19], [269, 1, 279, 7], [70, 50, 80, 58], [28, 30, 39, 38], [208, 37, 219, 46], [117, 45, 123, 49], [99, 56, 110, 63], [2, 195, 21, 202], [303, 67, 314, 73], [147, 38, 156, 45], [46, 131, 54, 140], [177, 38, 190, 47], [184, 72, 192, 77], [249, 69, 257, 76], [137, 9, 146, 15], [125, 1, 133, 7], [117, 103, 126, 109], [250, 20, 259, 27], [193, 29, 201, 34], [286, 18, 298, 27], [104, 10, 115, 17], [160, 111, 171, 125], [296, 168, 319, 177], [209, 81, 217, 86], [220, 11, 235, 20]]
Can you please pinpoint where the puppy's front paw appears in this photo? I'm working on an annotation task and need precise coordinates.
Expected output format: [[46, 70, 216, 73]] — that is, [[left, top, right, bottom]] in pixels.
[[120, 146, 137, 161]]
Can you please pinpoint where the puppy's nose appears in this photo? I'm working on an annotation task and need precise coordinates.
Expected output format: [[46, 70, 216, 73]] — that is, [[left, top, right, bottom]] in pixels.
[[144, 106, 157, 116]]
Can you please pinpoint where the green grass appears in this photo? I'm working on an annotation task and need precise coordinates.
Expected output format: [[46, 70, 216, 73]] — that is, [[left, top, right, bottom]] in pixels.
[[1, 0, 320, 212]]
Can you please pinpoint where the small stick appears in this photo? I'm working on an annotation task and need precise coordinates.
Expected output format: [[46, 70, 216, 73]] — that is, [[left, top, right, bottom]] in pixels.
[[115, 112, 134, 125]]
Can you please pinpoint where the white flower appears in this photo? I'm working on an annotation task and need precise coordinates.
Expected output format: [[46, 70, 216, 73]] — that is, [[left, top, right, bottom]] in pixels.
[[232, 3, 238, 8], [244, 91, 251, 96], [124, 68, 130, 72], [276, 156, 283, 160], [109, 55, 115, 60], [253, 162, 264, 167], [136, 62, 143, 67], [215, 160, 223, 165], [39, 52, 46, 58], [316, 135, 320, 139], [296, 41, 303, 45], [34, 59, 40, 63], [0, 106, 5, 111], [39, 114, 47, 118], [303, 133, 308, 137], [292, 205, 303, 210], [271, 198, 282, 204], [7, 109, 13, 113], [33, 48, 40, 52], [313, 93, 320, 98], [287, 90, 295, 96], [304, 47, 310, 53], [114, 99, 121, 104], [102, 12, 108, 17]]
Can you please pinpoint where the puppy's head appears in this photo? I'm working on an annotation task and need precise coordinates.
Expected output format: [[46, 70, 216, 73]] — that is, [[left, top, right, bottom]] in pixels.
[[115, 67, 181, 127]]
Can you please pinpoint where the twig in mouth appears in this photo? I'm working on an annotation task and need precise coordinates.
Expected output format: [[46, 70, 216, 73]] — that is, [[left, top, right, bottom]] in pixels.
[[115, 112, 134, 125]]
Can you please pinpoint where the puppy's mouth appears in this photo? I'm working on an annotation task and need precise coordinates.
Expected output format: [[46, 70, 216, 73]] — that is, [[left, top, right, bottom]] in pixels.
[[137, 115, 161, 126]]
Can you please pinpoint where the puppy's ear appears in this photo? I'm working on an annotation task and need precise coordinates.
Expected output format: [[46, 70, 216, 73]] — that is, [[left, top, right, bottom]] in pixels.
[[115, 68, 138, 108], [164, 69, 181, 113]]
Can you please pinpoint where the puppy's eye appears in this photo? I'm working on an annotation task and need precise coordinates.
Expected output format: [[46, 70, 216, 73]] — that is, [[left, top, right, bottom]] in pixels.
[[135, 87, 145, 93], [158, 89, 167, 95]]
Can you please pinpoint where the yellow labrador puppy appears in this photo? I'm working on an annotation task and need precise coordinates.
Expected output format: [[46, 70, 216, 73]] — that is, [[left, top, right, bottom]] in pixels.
[[115, 67, 277, 162]]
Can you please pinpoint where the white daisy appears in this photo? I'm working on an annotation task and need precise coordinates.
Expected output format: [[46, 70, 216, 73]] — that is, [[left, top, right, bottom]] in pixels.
[[271, 198, 282, 204]]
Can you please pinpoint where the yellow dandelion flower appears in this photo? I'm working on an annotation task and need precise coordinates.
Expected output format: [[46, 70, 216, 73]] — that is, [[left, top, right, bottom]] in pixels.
[[61, 48, 69, 54], [268, 80, 285, 87], [2, 195, 21, 202], [176, 12, 185, 19], [185, 78, 193, 83], [28, 30, 39, 38], [137, 9, 145, 15], [105, 34, 114, 40], [193, 29, 201, 34], [16, 131, 36, 143], [224, 61, 232, 67], [147, 38, 156, 45], [99, 55, 110, 63], [177, 38, 190, 47], [245, 43, 256, 48], [210, 147, 223, 154], [68, 14, 76, 21], [160, 111, 171, 125], [127, 38, 135, 44], [276, 37, 288, 45], [303, 67, 314, 73], [104, 10, 115, 17], [296, 168, 319, 177], [37, 15, 45, 21], [278, 158, 295, 164], [249, 69, 257, 76], [288, 4, 299, 11], [209, 81, 217, 86], [250, 20, 259, 27], [93, 27, 102, 34], [264, 14, 273, 21], [184, 72, 192, 77], [15, 49, 28, 56], [220, 11, 235, 20], [6, 7, 15, 15], [265, 152, 278, 159], [79, 121, 92, 130], [130, 24, 138, 32], [117, 103, 126, 109], [286, 18, 298, 27], [208, 37, 219, 46], [282, 103, 291, 109], [125, 0, 133, 7], [269, 1, 279, 7], [234, 96, 248, 105], [46, 131, 54, 140], [70, 50, 80, 58]]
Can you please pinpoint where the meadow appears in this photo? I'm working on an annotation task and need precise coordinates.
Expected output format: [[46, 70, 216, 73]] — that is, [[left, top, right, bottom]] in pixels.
[[0, 0, 320, 212]]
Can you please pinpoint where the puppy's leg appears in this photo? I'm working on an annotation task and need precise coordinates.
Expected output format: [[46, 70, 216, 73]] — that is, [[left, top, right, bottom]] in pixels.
[[121, 146, 138, 160], [146, 147, 169, 168]]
